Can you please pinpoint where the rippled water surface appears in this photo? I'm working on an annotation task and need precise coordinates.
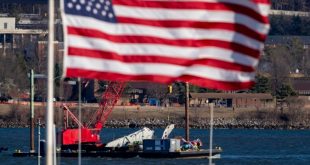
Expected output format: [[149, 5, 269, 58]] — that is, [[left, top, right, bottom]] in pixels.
[[1, 128, 310, 165]]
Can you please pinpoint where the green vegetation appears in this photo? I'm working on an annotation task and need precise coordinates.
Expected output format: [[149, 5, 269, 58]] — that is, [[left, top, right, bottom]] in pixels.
[[249, 75, 271, 93], [269, 16, 310, 36]]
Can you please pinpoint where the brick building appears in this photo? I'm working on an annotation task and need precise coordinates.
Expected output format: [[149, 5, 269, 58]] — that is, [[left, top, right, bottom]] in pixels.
[[291, 78, 310, 95], [190, 93, 274, 109]]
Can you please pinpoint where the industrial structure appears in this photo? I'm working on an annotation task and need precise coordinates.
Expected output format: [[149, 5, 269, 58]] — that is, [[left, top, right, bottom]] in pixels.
[[61, 81, 126, 149]]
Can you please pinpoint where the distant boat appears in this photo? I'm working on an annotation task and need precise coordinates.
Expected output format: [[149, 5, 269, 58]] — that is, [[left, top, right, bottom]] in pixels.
[[0, 147, 8, 153]]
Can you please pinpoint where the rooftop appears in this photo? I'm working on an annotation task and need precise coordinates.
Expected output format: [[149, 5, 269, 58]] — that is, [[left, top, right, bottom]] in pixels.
[[291, 78, 310, 91]]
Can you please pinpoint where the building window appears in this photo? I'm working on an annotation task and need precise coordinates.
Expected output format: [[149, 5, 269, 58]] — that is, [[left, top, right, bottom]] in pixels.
[[4, 23, 7, 29]]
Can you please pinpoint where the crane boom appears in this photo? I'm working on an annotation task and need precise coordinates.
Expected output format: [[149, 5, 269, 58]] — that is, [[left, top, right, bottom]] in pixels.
[[87, 81, 126, 127], [61, 81, 126, 146], [63, 105, 84, 130]]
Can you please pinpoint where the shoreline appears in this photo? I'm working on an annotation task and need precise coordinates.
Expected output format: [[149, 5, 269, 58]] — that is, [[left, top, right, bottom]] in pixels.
[[1, 118, 310, 130], [1, 103, 310, 130]]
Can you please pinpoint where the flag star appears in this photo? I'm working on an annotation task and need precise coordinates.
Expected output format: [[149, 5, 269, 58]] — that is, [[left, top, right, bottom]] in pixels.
[[104, 6, 109, 11], [76, 4, 81, 10], [106, 1, 110, 6], [99, 0, 104, 3], [108, 13, 113, 18], [86, 6, 91, 11], [88, 2, 93, 6], [80, 0, 85, 4], [93, 9, 98, 14], [101, 11, 107, 16], [67, 2, 73, 8], [72, 0, 77, 3], [96, 3, 101, 9]]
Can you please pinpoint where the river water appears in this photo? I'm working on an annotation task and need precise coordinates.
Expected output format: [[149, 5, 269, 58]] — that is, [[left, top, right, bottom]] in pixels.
[[1, 128, 310, 165]]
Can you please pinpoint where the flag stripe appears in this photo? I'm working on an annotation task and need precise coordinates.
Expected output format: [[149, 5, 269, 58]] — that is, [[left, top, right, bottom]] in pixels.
[[66, 55, 255, 82], [68, 47, 255, 72], [252, 0, 270, 4], [66, 68, 255, 90], [117, 17, 267, 42], [120, 0, 271, 16], [65, 16, 264, 50], [113, 0, 269, 24], [185, 0, 270, 16], [67, 26, 261, 57], [66, 12, 269, 38], [114, 5, 270, 34], [67, 35, 258, 67]]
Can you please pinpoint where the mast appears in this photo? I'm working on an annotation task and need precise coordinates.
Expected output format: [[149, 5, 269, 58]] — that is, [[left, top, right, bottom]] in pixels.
[[185, 82, 189, 141], [209, 103, 214, 165], [78, 78, 82, 165], [29, 69, 35, 153], [46, 0, 55, 164]]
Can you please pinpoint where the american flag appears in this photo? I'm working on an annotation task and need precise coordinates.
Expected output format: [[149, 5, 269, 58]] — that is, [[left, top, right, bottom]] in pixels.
[[62, 0, 270, 90]]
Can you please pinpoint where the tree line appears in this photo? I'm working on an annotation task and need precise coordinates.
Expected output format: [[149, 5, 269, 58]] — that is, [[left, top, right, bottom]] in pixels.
[[270, 15, 310, 36]]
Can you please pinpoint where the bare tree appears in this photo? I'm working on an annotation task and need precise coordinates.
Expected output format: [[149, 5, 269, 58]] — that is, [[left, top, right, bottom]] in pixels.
[[265, 46, 290, 95], [285, 37, 306, 72]]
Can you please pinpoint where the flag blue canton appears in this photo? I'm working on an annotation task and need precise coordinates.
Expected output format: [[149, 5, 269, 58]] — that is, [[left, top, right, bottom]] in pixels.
[[64, 0, 117, 23]]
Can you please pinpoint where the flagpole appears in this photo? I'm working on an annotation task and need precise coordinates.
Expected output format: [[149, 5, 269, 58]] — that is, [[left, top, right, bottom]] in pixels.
[[46, 0, 55, 164]]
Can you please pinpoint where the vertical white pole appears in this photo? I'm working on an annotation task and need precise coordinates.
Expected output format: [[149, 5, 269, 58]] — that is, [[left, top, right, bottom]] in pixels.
[[209, 103, 214, 165], [66, 110, 69, 129], [38, 118, 41, 165], [30, 69, 35, 153], [53, 124, 57, 165], [46, 0, 55, 164], [78, 78, 82, 165], [185, 82, 189, 141], [3, 34, 6, 56]]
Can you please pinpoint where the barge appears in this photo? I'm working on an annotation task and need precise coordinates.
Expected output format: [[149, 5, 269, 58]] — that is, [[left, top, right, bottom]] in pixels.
[[13, 126, 222, 159], [13, 148, 222, 159]]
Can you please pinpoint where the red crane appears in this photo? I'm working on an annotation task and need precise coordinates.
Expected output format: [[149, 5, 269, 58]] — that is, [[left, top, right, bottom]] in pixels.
[[61, 81, 126, 148]]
